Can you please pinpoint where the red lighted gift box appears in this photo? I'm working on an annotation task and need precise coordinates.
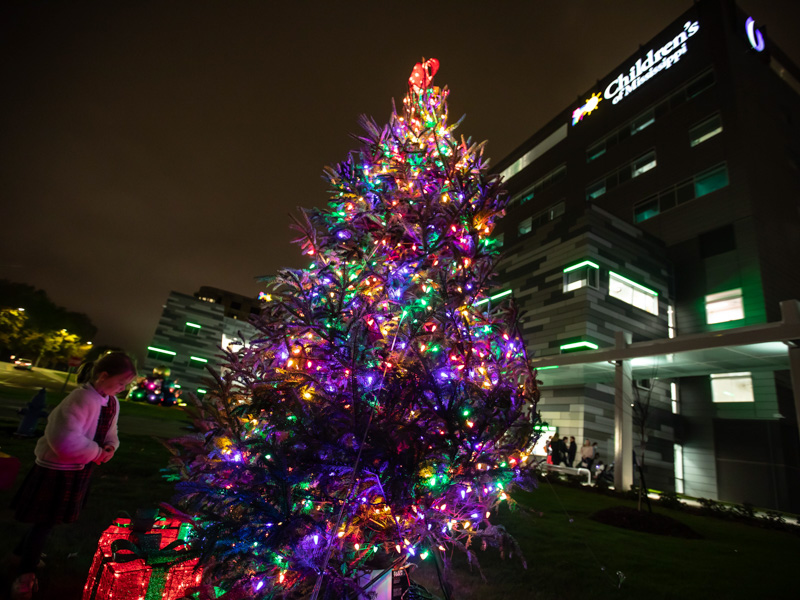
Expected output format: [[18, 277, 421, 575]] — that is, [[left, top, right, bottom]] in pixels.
[[83, 513, 202, 600]]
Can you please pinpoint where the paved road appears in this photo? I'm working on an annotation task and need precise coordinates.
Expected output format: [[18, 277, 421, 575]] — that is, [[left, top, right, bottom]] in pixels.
[[0, 361, 76, 394]]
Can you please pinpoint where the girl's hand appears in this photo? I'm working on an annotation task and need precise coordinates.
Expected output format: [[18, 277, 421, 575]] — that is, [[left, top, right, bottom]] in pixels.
[[97, 445, 115, 464]]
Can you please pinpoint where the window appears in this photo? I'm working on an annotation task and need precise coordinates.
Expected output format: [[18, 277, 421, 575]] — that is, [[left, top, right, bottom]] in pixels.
[[560, 340, 599, 353], [686, 70, 715, 98], [189, 356, 209, 370], [705, 288, 744, 324], [499, 124, 567, 181], [630, 109, 655, 135], [609, 272, 658, 315], [587, 151, 656, 200], [231, 301, 242, 310], [694, 164, 729, 198], [633, 195, 660, 223], [495, 233, 504, 248], [563, 261, 599, 292], [514, 164, 567, 205], [690, 114, 723, 147], [184, 322, 201, 335], [586, 180, 606, 200], [711, 372, 754, 403], [147, 346, 175, 362], [518, 217, 532, 236], [587, 141, 606, 162], [631, 151, 657, 178]]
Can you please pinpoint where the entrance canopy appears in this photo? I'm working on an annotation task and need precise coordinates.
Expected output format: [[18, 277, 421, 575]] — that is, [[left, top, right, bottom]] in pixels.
[[529, 300, 800, 386]]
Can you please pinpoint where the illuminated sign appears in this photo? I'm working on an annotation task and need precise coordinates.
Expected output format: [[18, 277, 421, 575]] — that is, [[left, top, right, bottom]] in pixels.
[[571, 93, 602, 126], [572, 20, 700, 121], [745, 17, 765, 52], [605, 20, 700, 105]]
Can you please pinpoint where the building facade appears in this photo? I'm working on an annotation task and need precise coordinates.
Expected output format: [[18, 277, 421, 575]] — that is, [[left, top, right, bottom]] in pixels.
[[143, 289, 260, 396], [493, 0, 800, 509]]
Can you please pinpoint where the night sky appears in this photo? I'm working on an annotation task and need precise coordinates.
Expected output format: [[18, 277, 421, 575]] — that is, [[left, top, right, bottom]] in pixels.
[[1, 1, 798, 358]]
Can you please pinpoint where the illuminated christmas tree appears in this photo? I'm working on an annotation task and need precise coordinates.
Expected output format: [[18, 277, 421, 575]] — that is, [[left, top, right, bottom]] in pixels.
[[167, 59, 540, 599]]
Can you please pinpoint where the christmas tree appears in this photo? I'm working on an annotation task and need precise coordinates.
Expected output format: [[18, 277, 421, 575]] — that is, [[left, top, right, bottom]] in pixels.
[[167, 59, 540, 599]]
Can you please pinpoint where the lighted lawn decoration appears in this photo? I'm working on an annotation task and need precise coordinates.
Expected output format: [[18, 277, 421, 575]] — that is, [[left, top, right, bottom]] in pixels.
[[129, 366, 181, 406], [166, 59, 540, 599]]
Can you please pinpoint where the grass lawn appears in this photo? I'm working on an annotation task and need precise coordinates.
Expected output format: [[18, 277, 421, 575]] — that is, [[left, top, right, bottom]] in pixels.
[[2, 386, 799, 599], [0, 388, 186, 600]]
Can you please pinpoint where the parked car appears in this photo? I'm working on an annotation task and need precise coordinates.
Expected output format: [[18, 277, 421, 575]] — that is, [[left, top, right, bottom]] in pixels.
[[13, 358, 33, 370]]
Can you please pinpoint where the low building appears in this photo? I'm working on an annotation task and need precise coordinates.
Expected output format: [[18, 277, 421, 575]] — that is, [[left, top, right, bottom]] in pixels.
[[143, 289, 260, 396]]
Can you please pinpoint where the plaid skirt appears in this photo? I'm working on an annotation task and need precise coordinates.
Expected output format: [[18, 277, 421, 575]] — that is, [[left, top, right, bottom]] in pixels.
[[12, 463, 96, 525]]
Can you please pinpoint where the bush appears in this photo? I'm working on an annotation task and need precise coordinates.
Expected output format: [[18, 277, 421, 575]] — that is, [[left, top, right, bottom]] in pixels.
[[657, 491, 683, 510]]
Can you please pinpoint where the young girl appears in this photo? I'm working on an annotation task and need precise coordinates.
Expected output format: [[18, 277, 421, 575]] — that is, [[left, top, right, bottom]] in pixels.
[[10, 352, 136, 600]]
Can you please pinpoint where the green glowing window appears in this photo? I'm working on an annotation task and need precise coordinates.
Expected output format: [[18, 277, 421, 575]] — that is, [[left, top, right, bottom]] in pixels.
[[705, 288, 743, 324], [475, 289, 513, 307], [586, 140, 606, 162], [560, 341, 599, 353], [631, 151, 657, 178], [147, 346, 175, 362], [518, 217, 532, 236], [609, 272, 658, 315], [185, 322, 201, 335], [563, 261, 599, 292], [633, 195, 660, 223], [710, 372, 754, 403], [586, 180, 606, 200], [694, 163, 729, 198], [630, 109, 655, 135], [689, 114, 723, 147]]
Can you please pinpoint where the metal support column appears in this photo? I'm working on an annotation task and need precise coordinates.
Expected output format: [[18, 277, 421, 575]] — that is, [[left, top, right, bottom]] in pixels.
[[614, 331, 634, 491]]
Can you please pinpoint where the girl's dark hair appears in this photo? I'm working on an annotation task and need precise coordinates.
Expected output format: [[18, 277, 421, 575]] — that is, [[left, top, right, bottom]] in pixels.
[[77, 352, 137, 384]]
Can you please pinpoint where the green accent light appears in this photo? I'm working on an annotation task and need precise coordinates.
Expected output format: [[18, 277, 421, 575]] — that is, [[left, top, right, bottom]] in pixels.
[[147, 346, 176, 356], [475, 289, 513, 306], [197, 388, 207, 394], [609, 271, 658, 296], [185, 322, 202, 329], [536, 365, 560, 370], [560, 341, 599, 351], [563, 260, 599, 273], [190, 356, 209, 363]]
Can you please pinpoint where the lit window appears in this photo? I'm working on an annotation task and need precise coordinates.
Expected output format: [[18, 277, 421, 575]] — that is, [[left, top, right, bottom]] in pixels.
[[549, 201, 565, 219], [147, 346, 175, 362], [710, 372, 754, 403], [185, 322, 201, 335], [563, 261, 599, 292], [609, 272, 658, 315], [587, 141, 606, 162], [586, 180, 606, 200], [518, 217, 532, 236], [631, 151, 657, 178], [630, 109, 655, 135], [633, 195, 659, 223], [705, 288, 743, 324], [560, 341, 599, 352], [689, 114, 723, 147], [695, 163, 729, 198], [189, 356, 209, 370], [674, 444, 684, 494]]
